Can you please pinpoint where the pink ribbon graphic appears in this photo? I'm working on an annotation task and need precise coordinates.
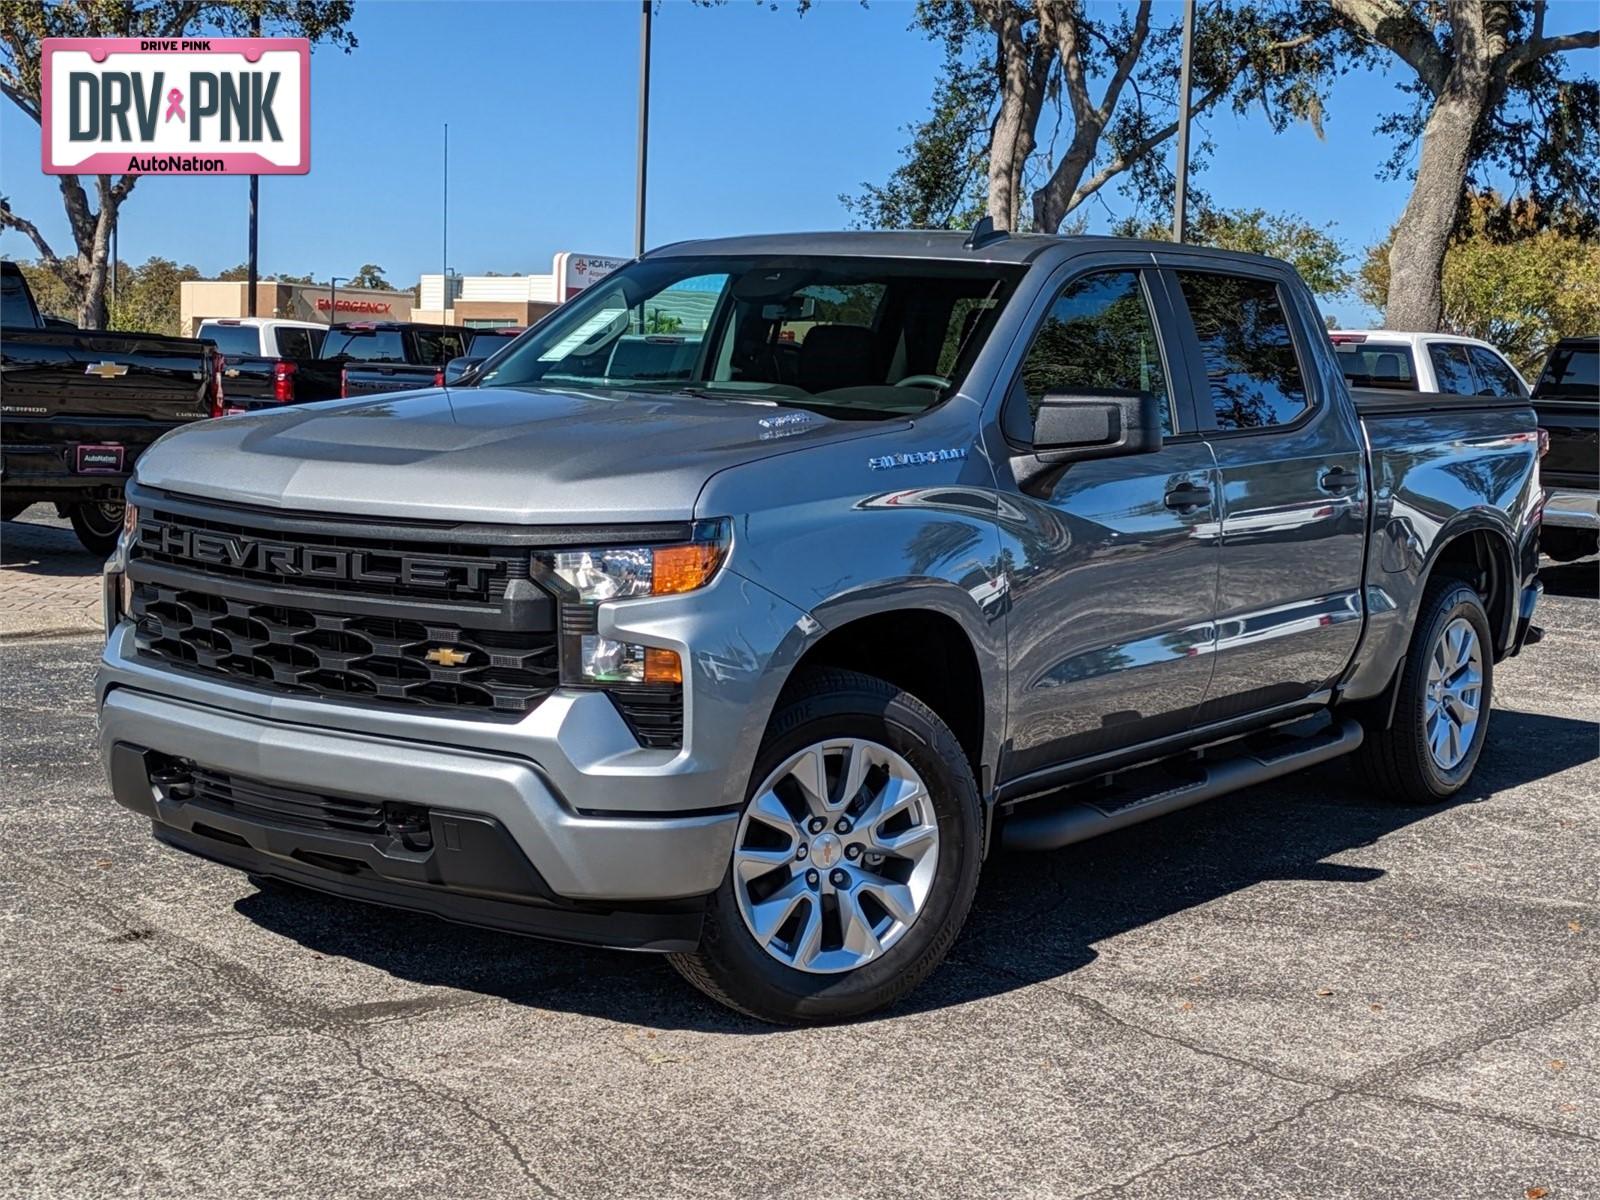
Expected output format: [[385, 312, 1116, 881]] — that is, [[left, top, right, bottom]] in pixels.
[[164, 88, 184, 123]]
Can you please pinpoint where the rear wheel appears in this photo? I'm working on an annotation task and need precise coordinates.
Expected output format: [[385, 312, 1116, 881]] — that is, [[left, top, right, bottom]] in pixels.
[[670, 668, 982, 1023], [1355, 578, 1493, 803], [68, 498, 125, 556]]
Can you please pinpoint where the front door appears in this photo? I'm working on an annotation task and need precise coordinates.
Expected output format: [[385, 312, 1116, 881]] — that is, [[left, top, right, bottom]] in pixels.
[[994, 264, 1221, 784]]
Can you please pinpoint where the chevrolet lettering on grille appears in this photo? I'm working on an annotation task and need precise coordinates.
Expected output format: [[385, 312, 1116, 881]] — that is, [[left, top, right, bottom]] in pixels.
[[137, 519, 501, 595]]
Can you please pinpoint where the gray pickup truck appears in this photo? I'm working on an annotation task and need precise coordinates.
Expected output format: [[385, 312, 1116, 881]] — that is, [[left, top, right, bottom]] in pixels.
[[97, 231, 1543, 1023]]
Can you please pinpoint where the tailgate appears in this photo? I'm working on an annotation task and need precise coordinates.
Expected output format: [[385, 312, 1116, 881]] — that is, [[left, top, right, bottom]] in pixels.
[[1533, 399, 1598, 490], [340, 364, 439, 397], [2, 329, 213, 425]]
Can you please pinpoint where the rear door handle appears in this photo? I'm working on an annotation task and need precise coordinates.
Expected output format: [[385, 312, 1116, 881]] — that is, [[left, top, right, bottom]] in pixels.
[[1319, 466, 1361, 493], [1164, 482, 1212, 512]]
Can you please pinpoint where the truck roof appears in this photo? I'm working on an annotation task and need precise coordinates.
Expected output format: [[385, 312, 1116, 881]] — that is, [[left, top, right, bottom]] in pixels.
[[644, 229, 1296, 270]]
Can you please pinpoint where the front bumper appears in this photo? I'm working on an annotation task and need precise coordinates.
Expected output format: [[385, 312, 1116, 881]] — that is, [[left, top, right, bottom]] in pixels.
[[97, 565, 812, 946], [1543, 487, 1600, 530]]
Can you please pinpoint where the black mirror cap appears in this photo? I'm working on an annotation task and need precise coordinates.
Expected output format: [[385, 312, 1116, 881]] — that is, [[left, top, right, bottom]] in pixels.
[[1032, 389, 1164, 465]]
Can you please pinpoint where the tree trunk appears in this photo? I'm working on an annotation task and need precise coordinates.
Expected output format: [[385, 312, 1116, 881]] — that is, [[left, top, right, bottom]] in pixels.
[[1381, 8, 1495, 332], [1382, 83, 1489, 330], [985, 4, 1039, 231], [78, 210, 114, 329]]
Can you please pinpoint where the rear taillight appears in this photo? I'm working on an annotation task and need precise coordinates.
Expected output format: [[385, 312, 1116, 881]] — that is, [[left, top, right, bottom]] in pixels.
[[272, 360, 297, 403], [210, 353, 226, 417], [433, 368, 446, 388], [340, 366, 348, 399], [1537, 428, 1551, 459]]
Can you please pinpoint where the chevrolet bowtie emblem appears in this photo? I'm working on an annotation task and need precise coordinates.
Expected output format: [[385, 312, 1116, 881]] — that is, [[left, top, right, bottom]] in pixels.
[[85, 361, 130, 379], [425, 646, 471, 667]]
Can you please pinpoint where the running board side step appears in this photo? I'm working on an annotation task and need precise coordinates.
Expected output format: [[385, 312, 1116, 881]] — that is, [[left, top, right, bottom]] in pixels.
[[999, 717, 1364, 853]]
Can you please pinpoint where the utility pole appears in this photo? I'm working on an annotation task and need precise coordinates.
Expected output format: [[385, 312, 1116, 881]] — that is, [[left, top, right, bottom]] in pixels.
[[247, 8, 261, 315], [1172, 0, 1195, 244], [635, 0, 651, 259], [442, 122, 450, 322]]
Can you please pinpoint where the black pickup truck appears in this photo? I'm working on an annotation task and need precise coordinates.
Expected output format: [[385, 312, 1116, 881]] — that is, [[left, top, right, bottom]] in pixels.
[[1, 260, 222, 553], [1532, 335, 1599, 561], [321, 322, 467, 399]]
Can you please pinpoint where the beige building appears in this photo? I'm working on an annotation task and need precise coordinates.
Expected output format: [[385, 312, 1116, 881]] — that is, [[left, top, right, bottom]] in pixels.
[[413, 252, 627, 328], [179, 280, 416, 337]]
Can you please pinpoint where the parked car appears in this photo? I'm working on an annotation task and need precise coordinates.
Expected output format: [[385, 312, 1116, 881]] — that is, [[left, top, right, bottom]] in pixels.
[[99, 230, 1543, 1023], [319, 321, 468, 398], [1, 259, 223, 553], [1330, 330, 1528, 397], [444, 327, 526, 384], [1530, 335, 1598, 561], [197, 317, 343, 412]]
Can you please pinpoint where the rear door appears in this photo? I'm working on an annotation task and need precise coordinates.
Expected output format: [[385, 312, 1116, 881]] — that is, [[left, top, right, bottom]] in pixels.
[[1160, 258, 1368, 723], [995, 256, 1221, 780]]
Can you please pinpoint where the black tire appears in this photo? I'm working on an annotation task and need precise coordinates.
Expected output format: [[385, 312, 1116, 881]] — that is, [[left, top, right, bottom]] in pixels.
[[1541, 528, 1597, 563], [669, 667, 983, 1024], [68, 498, 125, 556], [1355, 577, 1494, 804]]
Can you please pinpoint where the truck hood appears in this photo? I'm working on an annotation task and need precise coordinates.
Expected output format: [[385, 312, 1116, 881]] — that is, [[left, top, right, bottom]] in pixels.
[[134, 384, 896, 523]]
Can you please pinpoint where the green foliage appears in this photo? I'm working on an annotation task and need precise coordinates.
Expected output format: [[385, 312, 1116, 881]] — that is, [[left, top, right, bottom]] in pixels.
[[12, 258, 74, 321], [348, 263, 395, 291], [844, 1, 1344, 232], [1359, 195, 1600, 375], [1115, 207, 1352, 299], [108, 255, 201, 335], [644, 308, 683, 334], [216, 263, 317, 285]]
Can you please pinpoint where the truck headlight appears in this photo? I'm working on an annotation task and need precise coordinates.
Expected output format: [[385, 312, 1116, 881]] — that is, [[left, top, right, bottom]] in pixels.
[[545, 519, 729, 685]]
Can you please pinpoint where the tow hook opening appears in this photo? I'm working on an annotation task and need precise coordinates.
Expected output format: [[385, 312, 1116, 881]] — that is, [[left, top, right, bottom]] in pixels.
[[383, 802, 433, 851]]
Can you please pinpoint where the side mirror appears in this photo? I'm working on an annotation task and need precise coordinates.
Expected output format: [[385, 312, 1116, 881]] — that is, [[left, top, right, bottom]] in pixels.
[[1032, 390, 1164, 465]]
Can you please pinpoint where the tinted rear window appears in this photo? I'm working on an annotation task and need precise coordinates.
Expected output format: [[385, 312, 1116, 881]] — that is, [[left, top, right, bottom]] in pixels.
[[198, 322, 263, 357], [1536, 342, 1599, 401], [1176, 271, 1309, 429], [413, 329, 465, 364], [3, 266, 42, 327], [322, 330, 405, 361], [1428, 343, 1477, 395], [1466, 346, 1525, 398], [276, 327, 323, 359], [1334, 340, 1417, 390]]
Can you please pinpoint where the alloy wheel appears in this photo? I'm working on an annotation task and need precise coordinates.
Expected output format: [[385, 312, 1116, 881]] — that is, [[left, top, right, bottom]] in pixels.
[[731, 738, 941, 974], [1424, 615, 1483, 771]]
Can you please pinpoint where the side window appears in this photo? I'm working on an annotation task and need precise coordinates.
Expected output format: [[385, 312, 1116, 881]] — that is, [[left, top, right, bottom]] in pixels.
[[1428, 343, 1476, 395], [1016, 270, 1171, 435], [1466, 345, 1525, 397], [1176, 271, 1308, 430], [276, 328, 316, 359]]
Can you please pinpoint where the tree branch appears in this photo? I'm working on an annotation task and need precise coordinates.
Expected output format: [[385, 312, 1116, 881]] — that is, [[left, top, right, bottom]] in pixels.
[[1328, 0, 1450, 94], [1497, 29, 1600, 76], [1096, 0, 1152, 125], [0, 78, 40, 124], [0, 202, 58, 261]]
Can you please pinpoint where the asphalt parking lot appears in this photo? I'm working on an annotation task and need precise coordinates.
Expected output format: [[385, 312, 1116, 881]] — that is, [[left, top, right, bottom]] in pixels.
[[2, 507, 1596, 1200]]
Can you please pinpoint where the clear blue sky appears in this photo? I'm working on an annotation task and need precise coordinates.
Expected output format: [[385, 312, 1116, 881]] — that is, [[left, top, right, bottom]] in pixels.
[[3, 0, 1595, 326]]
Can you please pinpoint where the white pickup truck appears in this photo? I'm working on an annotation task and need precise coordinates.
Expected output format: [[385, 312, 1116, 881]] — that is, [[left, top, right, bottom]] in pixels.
[[1331, 330, 1529, 398]]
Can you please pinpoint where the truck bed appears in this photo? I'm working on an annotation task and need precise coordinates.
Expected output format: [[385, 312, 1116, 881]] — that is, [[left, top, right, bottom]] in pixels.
[[1348, 386, 1530, 417]]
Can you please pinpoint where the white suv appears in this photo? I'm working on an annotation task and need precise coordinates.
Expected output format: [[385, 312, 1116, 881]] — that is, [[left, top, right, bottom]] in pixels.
[[1331, 330, 1529, 397]]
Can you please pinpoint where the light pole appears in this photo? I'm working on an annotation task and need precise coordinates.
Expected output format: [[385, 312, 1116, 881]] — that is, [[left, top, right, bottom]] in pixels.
[[247, 9, 261, 315], [1172, 0, 1196, 244], [328, 275, 346, 326], [635, 0, 651, 259]]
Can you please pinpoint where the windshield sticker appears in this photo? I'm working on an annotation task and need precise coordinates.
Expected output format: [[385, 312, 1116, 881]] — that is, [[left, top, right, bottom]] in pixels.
[[868, 448, 968, 471], [537, 307, 627, 362]]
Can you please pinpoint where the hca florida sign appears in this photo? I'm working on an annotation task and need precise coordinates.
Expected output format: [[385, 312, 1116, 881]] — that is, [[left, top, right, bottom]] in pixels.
[[41, 38, 309, 175]]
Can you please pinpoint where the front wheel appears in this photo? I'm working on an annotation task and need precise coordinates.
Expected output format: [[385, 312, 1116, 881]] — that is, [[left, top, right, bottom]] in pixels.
[[68, 498, 125, 557], [1355, 577, 1494, 803], [670, 668, 982, 1023]]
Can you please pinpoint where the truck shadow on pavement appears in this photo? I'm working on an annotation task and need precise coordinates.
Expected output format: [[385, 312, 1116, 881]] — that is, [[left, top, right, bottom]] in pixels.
[[231, 706, 1597, 1032], [0, 515, 103, 577]]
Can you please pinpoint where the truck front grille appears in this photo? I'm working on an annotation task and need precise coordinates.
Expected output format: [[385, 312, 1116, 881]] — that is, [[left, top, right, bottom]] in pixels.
[[132, 580, 557, 715]]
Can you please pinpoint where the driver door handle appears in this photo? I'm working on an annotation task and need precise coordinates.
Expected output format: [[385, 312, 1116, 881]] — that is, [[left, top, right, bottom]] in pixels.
[[1164, 481, 1212, 512], [1319, 466, 1361, 493]]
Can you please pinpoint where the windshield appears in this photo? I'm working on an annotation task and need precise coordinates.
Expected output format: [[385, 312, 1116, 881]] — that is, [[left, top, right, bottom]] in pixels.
[[476, 255, 1023, 419]]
